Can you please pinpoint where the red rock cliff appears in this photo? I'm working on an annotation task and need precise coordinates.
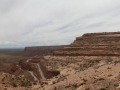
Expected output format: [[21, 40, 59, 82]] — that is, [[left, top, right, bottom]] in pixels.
[[53, 32, 120, 56]]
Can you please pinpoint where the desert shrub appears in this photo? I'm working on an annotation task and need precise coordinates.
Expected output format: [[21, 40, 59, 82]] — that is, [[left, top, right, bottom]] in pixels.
[[4, 88, 7, 90], [52, 81, 56, 84], [114, 83, 119, 87], [100, 88, 106, 90], [29, 83, 32, 86], [99, 78, 105, 80], [54, 87, 57, 90], [21, 82, 25, 86], [33, 82, 37, 85], [2, 77, 5, 82], [72, 83, 78, 88], [12, 82, 17, 87]]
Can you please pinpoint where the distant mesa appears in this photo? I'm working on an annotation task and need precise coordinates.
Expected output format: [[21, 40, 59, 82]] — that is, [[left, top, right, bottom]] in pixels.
[[24, 45, 67, 56], [53, 32, 120, 56]]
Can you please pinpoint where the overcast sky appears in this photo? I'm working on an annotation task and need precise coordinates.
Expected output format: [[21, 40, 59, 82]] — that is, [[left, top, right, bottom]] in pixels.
[[0, 0, 120, 48]]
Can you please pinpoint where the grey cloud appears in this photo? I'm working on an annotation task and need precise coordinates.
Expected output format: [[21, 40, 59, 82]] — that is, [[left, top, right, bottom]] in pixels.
[[0, 0, 120, 48], [86, 22, 105, 28]]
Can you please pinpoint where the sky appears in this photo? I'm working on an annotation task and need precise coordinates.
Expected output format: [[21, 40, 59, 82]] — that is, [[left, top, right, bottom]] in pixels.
[[0, 0, 120, 48]]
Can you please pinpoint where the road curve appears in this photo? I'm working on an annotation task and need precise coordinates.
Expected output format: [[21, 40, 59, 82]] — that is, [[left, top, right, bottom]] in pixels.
[[28, 71, 38, 81], [36, 63, 46, 80], [25, 59, 38, 81], [26, 59, 46, 80]]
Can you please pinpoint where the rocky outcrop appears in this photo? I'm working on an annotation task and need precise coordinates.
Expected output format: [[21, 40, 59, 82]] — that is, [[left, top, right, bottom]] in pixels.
[[24, 46, 66, 56], [53, 32, 120, 56]]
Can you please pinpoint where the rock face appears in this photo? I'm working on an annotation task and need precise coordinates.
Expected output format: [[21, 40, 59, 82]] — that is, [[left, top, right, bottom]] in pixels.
[[53, 32, 120, 56], [24, 46, 66, 56]]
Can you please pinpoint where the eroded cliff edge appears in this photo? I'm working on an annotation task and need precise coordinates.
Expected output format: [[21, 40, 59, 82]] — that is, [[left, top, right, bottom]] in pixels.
[[53, 32, 120, 56]]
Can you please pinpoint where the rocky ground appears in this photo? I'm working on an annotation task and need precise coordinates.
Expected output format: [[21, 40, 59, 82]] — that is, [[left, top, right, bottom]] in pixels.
[[0, 56, 120, 90], [41, 56, 120, 90]]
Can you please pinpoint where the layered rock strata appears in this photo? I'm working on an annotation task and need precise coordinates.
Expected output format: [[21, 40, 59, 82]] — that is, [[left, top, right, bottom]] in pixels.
[[53, 32, 120, 56]]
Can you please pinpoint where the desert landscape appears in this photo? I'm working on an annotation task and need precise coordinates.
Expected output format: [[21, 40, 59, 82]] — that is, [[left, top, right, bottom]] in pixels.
[[0, 32, 120, 90], [1, 0, 120, 89]]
